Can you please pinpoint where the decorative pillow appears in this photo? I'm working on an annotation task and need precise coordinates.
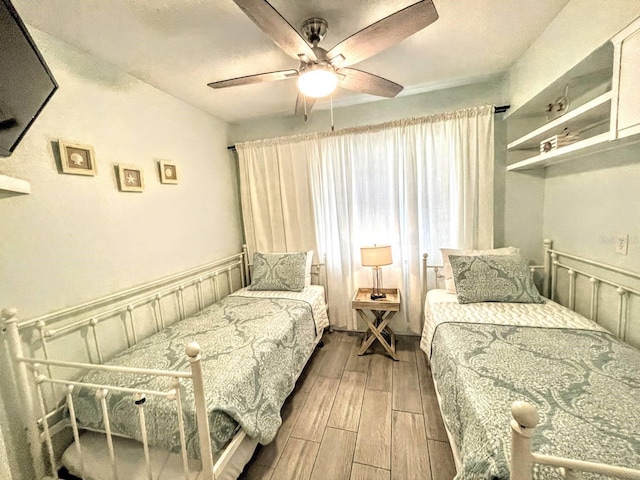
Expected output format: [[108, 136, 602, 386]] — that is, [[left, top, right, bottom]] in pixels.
[[249, 252, 307, 292], [305, 250, 314, 287], [448, 254, 545, 304], [441, 246, 519, 293]]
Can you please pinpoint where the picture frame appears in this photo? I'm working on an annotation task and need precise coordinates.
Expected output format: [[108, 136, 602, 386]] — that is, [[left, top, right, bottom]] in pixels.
[[117, 164, 144, 192], [158, 160, 178, 184], [59, 140, 97, 176]]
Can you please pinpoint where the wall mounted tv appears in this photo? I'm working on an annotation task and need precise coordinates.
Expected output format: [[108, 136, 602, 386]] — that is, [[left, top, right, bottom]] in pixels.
[[0, 0, 57, 157]]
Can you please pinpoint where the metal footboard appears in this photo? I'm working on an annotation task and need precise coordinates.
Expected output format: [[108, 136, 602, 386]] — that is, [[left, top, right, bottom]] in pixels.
[[511, 402, 640, 480], [2, 249, 248, 480]]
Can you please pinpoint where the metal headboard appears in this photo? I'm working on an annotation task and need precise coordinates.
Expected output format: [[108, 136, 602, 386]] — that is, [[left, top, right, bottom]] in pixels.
[[546, 246, 640, 342], [421, 239, 640, 345]]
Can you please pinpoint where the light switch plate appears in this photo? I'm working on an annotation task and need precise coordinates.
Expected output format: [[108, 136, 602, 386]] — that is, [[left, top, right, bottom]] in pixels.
[[615, 234, 629, 255]]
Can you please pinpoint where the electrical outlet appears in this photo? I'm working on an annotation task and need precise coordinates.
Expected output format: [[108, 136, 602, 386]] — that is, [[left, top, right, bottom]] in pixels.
[[615, 234, 629, 255]]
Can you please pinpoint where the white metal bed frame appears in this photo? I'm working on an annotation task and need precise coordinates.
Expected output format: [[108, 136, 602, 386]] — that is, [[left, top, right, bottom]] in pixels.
[[421, 239, 640, 480], [2, 246, 327, 480]]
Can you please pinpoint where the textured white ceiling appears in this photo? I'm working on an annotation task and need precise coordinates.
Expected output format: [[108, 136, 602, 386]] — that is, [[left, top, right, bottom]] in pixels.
[[13, 0, 570, 124]]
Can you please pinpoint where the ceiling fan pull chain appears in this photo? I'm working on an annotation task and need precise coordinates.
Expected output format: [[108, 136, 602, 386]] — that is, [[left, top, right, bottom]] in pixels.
[[330, 94, 335, 132], [304, 95, 308, 122]]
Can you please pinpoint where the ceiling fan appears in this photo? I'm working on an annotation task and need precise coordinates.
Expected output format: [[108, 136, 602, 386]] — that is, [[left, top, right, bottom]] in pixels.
[[208, 0, 439, 120]]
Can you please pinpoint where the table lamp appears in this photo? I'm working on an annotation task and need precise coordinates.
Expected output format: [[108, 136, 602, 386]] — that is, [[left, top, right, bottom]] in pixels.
[[360, 245, 392, 300]]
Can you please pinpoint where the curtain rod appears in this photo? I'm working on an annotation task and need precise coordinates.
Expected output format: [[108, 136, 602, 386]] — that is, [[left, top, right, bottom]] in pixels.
[[227, 104, 510, 150]]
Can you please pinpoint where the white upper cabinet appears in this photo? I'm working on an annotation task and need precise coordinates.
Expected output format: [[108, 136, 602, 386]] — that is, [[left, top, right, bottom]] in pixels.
[[611, 17, 640, 140]]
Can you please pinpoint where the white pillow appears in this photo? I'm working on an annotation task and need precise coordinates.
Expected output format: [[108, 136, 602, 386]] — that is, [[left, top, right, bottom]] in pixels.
[[305, 250, 314, 286], [440, 246, 520, 293]]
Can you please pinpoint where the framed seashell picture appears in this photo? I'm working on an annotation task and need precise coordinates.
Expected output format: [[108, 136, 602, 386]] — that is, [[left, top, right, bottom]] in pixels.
[[158, 159, 178, 184], [59, 140, 97, 176], [117, 163, 144, 192]]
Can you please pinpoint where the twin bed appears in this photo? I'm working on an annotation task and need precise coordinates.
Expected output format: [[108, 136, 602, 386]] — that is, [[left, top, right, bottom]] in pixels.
[[421, 241, 640, 480], [3, 248, 328, 480]]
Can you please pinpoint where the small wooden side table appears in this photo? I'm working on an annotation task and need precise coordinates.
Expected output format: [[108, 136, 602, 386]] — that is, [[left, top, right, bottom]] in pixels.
[[352, 288, 400, 361]]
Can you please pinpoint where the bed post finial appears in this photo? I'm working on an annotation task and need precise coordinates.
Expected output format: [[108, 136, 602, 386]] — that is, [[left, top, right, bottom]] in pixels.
[[543, 239, 553, 298], [242, 244, 250, 287], [512, 401, 539, 428], [1, 307, 17, 323], [185, 342, 201, 359], [510, 401, 538, 480], [185, 342, 214, 479]]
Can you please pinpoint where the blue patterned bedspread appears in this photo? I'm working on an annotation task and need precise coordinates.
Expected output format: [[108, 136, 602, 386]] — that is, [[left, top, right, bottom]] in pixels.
[[69, 295, 317, 457], [431, 323, 640, 480]]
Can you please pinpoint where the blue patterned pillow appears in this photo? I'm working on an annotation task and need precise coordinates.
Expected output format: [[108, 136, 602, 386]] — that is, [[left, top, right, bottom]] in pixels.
[[248, 252, 307, 292], [448, 254, 545, 304]]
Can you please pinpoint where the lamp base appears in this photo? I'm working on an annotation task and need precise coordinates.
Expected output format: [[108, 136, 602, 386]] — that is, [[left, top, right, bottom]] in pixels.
[[370, 292, 387, 300]]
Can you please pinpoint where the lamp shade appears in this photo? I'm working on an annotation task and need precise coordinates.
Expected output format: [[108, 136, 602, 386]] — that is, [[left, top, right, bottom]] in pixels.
[[297, 66, 338, 98], [360, 245, 392, 267]]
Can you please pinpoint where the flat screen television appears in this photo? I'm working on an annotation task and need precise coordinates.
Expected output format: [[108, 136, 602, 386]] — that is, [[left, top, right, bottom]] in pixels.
[[0, 0, 57, 157]]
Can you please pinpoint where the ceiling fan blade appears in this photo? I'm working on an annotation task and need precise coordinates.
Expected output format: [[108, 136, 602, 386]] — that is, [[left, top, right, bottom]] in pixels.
[[207, 69, 298, 89], [232, 0, 317, 62], [327, 0, 438, 68], [339, 68, 403, 98], [295, 93, 316, 121]]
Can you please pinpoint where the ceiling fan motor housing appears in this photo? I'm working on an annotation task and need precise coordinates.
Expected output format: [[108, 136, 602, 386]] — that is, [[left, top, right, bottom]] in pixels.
[[301, 18, 328, 46]]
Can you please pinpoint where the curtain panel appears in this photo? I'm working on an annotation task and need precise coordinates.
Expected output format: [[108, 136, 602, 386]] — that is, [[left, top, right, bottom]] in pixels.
[[236, 105, 494, 334], [236, 141, 319, 262]]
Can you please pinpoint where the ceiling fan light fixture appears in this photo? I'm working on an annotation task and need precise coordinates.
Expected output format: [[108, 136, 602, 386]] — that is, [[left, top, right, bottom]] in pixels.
[[297, 65, 338, 98]]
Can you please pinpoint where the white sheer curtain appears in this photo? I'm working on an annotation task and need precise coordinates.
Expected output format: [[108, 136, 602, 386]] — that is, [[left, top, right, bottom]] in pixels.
[[236, 105, 494, 334], [236, 141, 319, 262]]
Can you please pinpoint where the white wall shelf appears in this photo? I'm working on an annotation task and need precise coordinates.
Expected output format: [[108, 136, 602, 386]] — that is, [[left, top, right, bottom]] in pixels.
[[507, 92, 612, 151], [507, 133, 640, 171], [0, 174, 31, 194], [507, 133, 610, 171]]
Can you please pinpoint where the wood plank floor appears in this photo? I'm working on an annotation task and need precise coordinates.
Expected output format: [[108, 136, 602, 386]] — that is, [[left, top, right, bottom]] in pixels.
[[239, 331, 456, 480]]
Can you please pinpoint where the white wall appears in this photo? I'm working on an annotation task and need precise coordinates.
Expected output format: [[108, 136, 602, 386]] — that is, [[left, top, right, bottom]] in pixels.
[[0, 28, 242, 480], [542, 142, 640, 350], [544, 143, 640, 271]]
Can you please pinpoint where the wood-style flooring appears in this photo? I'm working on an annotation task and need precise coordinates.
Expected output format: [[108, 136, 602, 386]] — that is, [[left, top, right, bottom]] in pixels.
[[239, 331, 456, 480]]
